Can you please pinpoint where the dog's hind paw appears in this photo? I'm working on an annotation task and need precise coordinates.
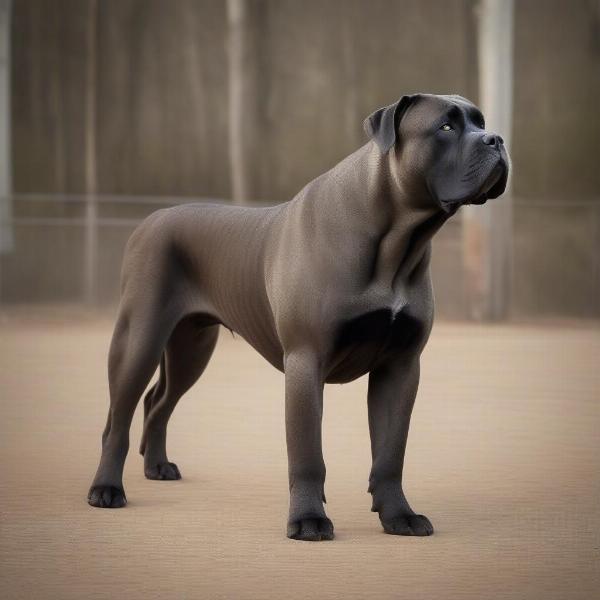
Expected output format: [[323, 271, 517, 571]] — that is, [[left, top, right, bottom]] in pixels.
[[87, 485, 127, 508], [381, 513, 433, 536], [287, 516, 334, 541], [145, 461, 182, 481]]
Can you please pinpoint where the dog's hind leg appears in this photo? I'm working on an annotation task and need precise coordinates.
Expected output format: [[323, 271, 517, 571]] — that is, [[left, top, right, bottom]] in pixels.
[[140, 318, 219, 481], [140, 357, 167, 447], [88, 299, 177, 508]]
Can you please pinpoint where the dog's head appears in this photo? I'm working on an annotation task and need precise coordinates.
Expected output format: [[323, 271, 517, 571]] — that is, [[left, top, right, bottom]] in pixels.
[[364, 93, 509, 212]]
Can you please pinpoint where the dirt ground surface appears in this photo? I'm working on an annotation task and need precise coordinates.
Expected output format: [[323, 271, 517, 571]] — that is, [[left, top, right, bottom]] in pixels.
[[1, 308, 599, 599]]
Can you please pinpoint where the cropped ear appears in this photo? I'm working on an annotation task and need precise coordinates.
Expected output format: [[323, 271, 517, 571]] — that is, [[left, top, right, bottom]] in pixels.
[[363, 95, 415, 153]]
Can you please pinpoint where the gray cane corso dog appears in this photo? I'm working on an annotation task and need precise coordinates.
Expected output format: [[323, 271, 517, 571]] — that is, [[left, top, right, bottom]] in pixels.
[[88, 93, 509, 541]]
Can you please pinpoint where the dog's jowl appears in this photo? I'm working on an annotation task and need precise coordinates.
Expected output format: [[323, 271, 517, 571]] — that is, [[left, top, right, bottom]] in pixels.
[[88, 93, 509, 541]]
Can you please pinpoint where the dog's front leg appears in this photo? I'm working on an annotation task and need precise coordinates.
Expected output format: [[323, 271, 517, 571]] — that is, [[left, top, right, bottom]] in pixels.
[[367, 355, 434, 536], [284, 351, 333, 541]]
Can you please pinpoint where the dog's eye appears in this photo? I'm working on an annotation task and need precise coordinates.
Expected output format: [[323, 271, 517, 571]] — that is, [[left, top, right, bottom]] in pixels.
[[440, 124, 453, 132]]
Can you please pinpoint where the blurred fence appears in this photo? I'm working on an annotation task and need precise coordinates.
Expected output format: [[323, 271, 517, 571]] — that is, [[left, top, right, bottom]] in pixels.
[[1, 193, 598, 319], [3, 0, 600, 319]]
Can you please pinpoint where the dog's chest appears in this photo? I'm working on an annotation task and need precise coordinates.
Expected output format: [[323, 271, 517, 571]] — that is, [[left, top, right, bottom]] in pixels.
[[325, 306, 425, 384]]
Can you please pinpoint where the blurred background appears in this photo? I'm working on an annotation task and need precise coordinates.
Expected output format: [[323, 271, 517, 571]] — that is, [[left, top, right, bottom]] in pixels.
[[0, 0, 598, 319]]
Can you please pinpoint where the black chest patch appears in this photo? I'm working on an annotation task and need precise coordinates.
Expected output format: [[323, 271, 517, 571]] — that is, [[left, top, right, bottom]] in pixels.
[[326, 308, 425, 383]]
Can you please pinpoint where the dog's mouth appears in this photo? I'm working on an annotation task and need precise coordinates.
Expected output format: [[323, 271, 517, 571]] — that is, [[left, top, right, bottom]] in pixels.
[[469, 158, 508, 205], [437, 153, 510, 213]]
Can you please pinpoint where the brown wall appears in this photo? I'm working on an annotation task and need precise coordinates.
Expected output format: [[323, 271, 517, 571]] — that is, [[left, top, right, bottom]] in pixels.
[[12, 0, 477, 201], [12, 0, 230, 197], [12, 0, 89, 193], [510, 0, 600, 318], [3, 0, 600, 317], [96, 0, 229, 197], [247, 0, 477, 202], [512, 0, 600, 199]]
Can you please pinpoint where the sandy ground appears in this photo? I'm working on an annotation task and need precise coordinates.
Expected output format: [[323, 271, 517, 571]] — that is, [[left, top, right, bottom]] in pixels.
[[0, 309, 599, 599]]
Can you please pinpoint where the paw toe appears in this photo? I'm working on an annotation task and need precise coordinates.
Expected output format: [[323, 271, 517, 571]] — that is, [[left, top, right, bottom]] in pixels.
[[145, 462, 182, 480], [287, 516, 334, 541], [409, 514, 434, 536], [87, 485, 127, 508], [382, 513, 433, 536]]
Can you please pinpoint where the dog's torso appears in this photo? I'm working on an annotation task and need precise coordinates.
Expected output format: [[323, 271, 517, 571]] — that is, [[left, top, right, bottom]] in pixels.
[[130, 142, 441, 383]]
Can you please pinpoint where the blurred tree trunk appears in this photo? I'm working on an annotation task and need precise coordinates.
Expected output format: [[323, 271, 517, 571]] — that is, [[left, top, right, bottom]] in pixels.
[[463, 0, 514, 320], [84, 0, 98, 304], [227, 0, 259, 205], [0, 0, 12, 257]]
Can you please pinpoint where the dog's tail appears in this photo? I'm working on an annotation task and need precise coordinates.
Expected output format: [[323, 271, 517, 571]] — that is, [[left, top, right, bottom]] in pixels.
[[139, 353, 166, 456]]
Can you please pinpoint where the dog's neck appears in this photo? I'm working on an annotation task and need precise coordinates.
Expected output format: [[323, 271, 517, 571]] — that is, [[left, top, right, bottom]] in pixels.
[[328, 142, 451, 287]]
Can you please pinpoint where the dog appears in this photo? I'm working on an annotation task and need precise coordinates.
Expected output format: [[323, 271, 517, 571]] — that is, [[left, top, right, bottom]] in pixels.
[[88, 93, 509, 541]]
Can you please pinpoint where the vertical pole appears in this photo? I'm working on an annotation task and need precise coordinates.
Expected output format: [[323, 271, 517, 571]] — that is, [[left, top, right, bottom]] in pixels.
[[462, 0, 514, 320], [0, 0, 12, 257], [84, 0, 98, 304], [227, 0, 252, 205]]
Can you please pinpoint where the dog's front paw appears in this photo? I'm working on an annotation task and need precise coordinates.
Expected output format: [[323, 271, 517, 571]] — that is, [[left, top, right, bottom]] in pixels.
[[87, 485, 127, 508], [287, 516, 334, 541], [145, 461, 181, 480], [381, 513, 433, 536]]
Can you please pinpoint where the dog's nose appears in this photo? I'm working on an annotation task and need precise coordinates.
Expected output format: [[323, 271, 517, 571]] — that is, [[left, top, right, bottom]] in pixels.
[[482, 133, 504, 146]]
